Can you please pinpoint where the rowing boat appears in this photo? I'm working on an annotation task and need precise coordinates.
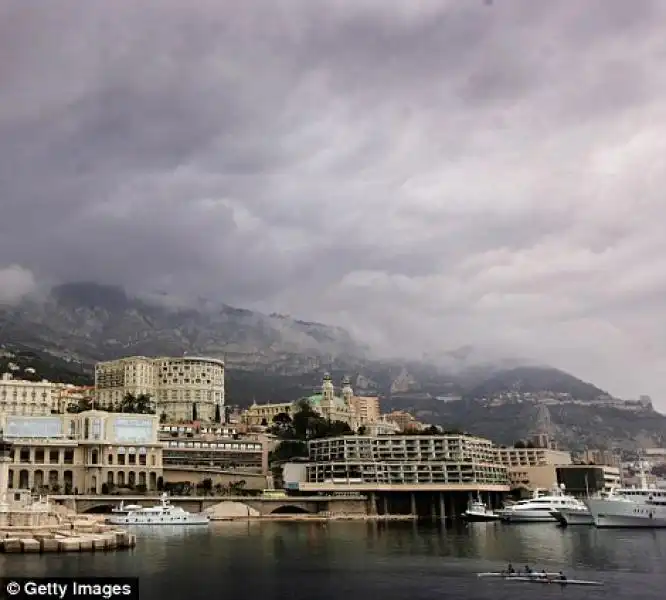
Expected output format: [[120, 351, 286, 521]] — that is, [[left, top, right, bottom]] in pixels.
[[502, 576, 602, 586], [477, 572, 560, 578]]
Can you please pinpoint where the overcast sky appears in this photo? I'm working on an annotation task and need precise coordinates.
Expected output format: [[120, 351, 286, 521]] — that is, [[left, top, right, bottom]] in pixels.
[[1, 0, 666, 404]]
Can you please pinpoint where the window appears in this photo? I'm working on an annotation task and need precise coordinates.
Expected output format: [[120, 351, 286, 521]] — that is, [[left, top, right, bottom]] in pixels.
[[49, 450, 59, 463]]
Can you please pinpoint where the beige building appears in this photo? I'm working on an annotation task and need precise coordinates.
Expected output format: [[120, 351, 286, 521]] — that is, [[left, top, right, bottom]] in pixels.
[[243, 401, 294, 427], [0, 373, 55, 416], [53, 384, 96, 413], [95, 356, 225, 423], [384, 410, 422, 432], [496, 445, 572, 491], [575, 448, 622, 467], [496, 446, 572, 468], [243, 374, 367, 430], [159, 423, 268, 475], [299, 434, 509, 491], [1, 411, 163, 494], [349, 395, 380, 424]]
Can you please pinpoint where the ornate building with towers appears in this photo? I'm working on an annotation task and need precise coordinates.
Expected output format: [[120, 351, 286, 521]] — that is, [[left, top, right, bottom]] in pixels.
[[242, 374, 387, 432]]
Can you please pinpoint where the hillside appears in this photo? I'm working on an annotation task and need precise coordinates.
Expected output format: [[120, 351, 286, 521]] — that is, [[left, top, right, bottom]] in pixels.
[[0, 282, 368, 371], [0, 344, 92, 386], [0, 280, 642, 452], [388, 396, 666, 450], [462, 366, 607, 401]]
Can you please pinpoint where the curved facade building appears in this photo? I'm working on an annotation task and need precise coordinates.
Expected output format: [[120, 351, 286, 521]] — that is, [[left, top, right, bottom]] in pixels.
[[95, 356, 225, 423], [155, 357, 224, 423]]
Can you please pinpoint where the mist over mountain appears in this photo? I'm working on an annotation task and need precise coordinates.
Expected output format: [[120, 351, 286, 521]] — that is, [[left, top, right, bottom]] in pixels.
[[0, 282, 368, 370], [0, 282, 613, 399]]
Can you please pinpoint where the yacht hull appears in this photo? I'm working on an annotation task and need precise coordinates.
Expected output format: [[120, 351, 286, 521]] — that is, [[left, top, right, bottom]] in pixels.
[[498, 510, 556, 523], [107, 515, 210, 526], [586, 498, 666, 528], [550, 508, 593, 526], [463, 511, 500, 522]]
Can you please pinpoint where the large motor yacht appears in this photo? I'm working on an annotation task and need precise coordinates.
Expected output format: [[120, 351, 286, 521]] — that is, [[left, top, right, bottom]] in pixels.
[[107, 493, 210, 526], [549, 504, 594, 526], [496, 484, 587, 523], [585, 464, 666, 528]]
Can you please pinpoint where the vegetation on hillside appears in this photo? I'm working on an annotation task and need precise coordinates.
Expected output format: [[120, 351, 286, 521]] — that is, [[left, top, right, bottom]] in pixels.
[[268, 400, 353, 464], [0, 346, 93, 386], [462, 366, 607, 401], [388, 396, 666, 450]]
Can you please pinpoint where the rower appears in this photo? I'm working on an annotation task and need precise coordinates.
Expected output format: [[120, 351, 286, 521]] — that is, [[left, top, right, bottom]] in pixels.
[[506, 563, 515, 575], [524, 565, 532, 575], [558, 571, 567, 582]]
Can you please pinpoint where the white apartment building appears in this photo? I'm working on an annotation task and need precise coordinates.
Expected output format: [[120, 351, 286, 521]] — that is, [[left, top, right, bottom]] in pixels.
[[300, 434, 510, 492], [95, 356, 225, 423], [0, 374, 55, 416]]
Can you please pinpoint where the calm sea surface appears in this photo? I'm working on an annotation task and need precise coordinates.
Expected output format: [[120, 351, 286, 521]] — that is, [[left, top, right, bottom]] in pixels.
[[2, 521, 666, 600]]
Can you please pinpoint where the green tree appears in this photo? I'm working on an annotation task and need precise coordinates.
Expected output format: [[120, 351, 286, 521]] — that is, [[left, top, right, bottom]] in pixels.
[[229, 480, 246, 495], [270, 412, 294, 438], [135, 394, 154, 414], [270, 440, 308, 464], [420, 425, 439, 434], [357, 425, 367, 435], [201, 478, 213, 495], [291, 400, 323, 440]]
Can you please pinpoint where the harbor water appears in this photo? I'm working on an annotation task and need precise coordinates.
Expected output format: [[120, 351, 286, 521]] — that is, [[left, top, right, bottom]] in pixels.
[[2, 521, 665, 599]]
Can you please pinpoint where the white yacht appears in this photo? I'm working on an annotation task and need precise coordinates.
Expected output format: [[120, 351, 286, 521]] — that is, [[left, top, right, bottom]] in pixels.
[[585, 465, 666, 528], [496, 484, 587, 523], [463, 497, 500, 522], [549, 504, 594, 526], [111, 500, 143, 515], [107, 493, 210, 526]]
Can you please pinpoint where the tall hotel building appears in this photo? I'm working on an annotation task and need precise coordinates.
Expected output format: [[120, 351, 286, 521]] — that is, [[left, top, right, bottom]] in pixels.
[[95, 356, 225, 423]]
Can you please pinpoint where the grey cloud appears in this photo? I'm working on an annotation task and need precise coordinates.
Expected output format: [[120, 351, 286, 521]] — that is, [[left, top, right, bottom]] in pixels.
[[1, 0, 666, 404]]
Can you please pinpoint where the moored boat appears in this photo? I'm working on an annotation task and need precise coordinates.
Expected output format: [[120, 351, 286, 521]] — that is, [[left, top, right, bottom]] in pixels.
[[496, 484, 587, 523], [107, 493, 210, 526], [110, 501, 143, 516], [549, 505, 594, 526], [586, 462, 666, 528], [463, 498, 500, 522]]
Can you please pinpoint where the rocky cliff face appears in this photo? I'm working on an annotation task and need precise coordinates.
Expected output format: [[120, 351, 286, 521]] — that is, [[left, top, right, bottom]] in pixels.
[[0, 282, 369, 370]]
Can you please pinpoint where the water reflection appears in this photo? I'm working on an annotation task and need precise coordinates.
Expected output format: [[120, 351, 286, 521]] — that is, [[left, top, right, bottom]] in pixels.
[[2, 520, 666, 600]]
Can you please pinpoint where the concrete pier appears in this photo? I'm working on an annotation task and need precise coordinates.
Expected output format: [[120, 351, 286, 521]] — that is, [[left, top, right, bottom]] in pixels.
[[0, 528, 137, 554]]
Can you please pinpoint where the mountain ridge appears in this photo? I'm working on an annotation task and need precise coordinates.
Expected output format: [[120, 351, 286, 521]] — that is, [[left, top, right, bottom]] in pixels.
[[0, 282, 368, 369]]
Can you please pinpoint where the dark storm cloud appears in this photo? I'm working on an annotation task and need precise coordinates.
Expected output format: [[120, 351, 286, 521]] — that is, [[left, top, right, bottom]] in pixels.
[[1, 0, 666, 403]]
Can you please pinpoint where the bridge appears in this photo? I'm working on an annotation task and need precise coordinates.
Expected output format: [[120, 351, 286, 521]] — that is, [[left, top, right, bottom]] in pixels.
[[48, 494, 369, 517]]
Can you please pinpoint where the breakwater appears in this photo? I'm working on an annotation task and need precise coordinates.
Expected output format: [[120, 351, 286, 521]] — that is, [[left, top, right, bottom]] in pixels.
[[0, 523, 136, 553]]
